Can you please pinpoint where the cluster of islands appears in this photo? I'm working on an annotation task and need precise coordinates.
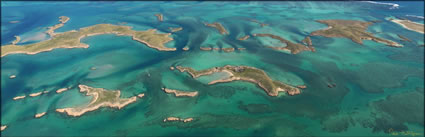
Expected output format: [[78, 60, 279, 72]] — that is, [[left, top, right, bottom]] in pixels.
[[1, 13, 424, 132]]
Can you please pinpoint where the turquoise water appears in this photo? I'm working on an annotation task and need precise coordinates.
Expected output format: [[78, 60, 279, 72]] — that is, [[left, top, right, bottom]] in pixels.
[[1, 1, 424, 136]]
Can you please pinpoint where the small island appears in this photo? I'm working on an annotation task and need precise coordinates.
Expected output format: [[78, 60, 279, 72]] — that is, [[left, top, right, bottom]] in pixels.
[[238, 35, 250, 41], [310, 20, 402, 47], [390, 18, 424, 34], [252, 33, 314, 54], [169, 27, 183, 32], [45, 16, 70, 37], [176, 65, 302, 96], [9, 21, 19, 23], [34, 112, 46, 118], [56, 85, 142, 117], [162, 88, 198, 97], [13, 95, 26, 100], [200, 47, 212, 51], [205, 22, 229, 35], [29, 91, 43, 97], [1, 125, 6, 131], [155, 14, 163, 22], [1, 16, 175, 57], [56, 88, 69, 94], [163, 117, 194, 123], [9, 75, 16, 79]]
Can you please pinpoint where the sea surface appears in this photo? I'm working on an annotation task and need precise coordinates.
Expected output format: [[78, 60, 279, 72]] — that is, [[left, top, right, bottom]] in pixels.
[[1, 1, 424, 136]]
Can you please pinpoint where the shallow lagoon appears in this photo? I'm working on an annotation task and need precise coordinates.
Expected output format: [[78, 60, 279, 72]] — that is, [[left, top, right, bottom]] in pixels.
[[1, 1, 424, 136]]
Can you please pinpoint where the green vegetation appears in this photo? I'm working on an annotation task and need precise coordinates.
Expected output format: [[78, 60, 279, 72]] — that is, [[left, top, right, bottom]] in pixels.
[[310, 20, 402, 47], [1, 23, 175, 57]]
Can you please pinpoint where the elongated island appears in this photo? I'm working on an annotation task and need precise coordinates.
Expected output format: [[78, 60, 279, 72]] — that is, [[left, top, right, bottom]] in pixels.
[[175, 65, 302, 96], [310, 20, 402, 47], [390, 18, 424, 34], [162, 88, 198, 97], [1, 16, 175, 57], [252, 33, 315, 54], [205, 22, 229, 35], [56, 85, 143, 117]]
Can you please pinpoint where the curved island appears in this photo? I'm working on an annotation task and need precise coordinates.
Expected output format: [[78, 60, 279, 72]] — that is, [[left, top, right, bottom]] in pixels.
[[56, 85, 143, 117], [176, 65, 302, 96]]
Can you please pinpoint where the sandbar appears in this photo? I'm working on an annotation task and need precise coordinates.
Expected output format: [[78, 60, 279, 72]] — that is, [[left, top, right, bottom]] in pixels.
[[169, 27, 183, 32], [238, 35, 250, 41], [11, 36, 20, 45], [390, 19, 424, 34], [56, 85, 141, 117], [137, 93, 145, 98], [1, 18, 175, 57], [310, 20, 402, 47], [13, 95, 26, 100], [176, 65, 303, 96], [1, 125, 6, 131], [253, 33, 313, 54], [155, 14, 163, 22], [205, 22, 229, 35], [9, 21, 19, 23], [200, 47, 212, 51], [29, 91, 43, 97], [56, 88, 69, 94], [163, 117, 194, 123], [34, 112, 46, 118], [162, 88, 198, 97], [9, 75, 16, 79]]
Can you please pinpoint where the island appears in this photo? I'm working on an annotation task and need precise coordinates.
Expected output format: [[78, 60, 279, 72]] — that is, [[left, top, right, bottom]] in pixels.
[[154, 13, 163, 22], [169, 27, 183, 32], [205, 22, 229, 35], [43, 90, 49, 94], [45, 16, 70, 37], [1, 17, 176, 57], [34, 112, 46, 118], [310, 20, 402, 47], [137, 93, 145, 98], [56, 88, 69, 94], [397, 34, 411, 42], [9, 75, 16, 79], [175, 65, 302, 96], [182, 47, 189, 51], [29, 91, 43, 97], [238, 35, 250, 41], [162, 88, 198, 97], [56, 85, 142, 117], [1, 125, 6, 131], [13, 95, 26, 100], [390, 18, 424, 34], [252, 33, 314, 54], [11, 36, 20, 45], [163, 117, 194, 123]]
